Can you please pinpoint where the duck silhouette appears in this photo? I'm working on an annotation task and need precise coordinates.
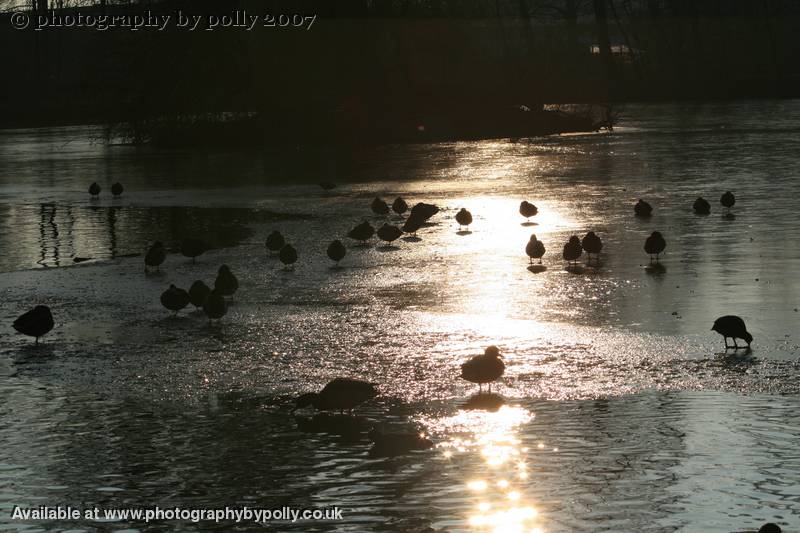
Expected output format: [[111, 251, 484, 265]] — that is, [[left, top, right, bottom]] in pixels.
[[371, 197, 390, 215], [634, 199, 653, 217], [581, 231, 602, 264], [461, 346, 505, 394], [392, 197, 408, 215], [347, 221, 375, 244], [279, 244, 298, 268], [721, 191, 736, 215], [203, 288, 227, 322], [13, 305, 54, 344], [409, 202, 439, 222], [327, 239, 347, 265], [401, 215, 424, 238], [111, 182, 124, 197], [455, 208, 473, 231], [562, 236, 583, 267], [295, 378, 378, 414], [712, 315, 753, 350], [368, 428, 434, 458], [160, 285, 190, 315], [519, 201, 538, 222], [377, 223, 403, 244], [693, 197, 711, 215], [188, 280, 211, 309], [180, 238, 207, 262], [644, 231, 666, 263], [144, 241, 166, 272], [214, 265, 238, 299], [88, 182, 101, 197], [265, 231, 285, 254], [525, 234, 545, 264]]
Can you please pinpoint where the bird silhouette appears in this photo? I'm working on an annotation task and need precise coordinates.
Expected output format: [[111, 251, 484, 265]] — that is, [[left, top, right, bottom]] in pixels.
[[401, 215, 424, 237], [327, 239, 347, 264], [13, 305, 54, 344], [318, 182, 336, 191], [525, 234, 545, 264], [188, 280, 211, 309], [721, 191, 736, 214], [279, 244, 298, 268], [562, 236, 583, 266], [644, 231, 666, 262], [519, 201, 538, 222], [581, 231, 602, 264], [160, 285, 190, 315], [265, 231, 285, 254], [408, 202, 439, 222], [144, 241, 166, 272], [214, 265, 238, 299], [368, 428, 434, 457], [634, 199, 653, 217], [203, 288, 227, 322], [295, 378, 378, 413], [757, 524, 782, 533], [111, 182, 124, 197], [371, 197, 390, 215], [180, 238, 207, 262], [693, 197, 711, 215], [347, 221, 375, 244], [392, 197, 408, 215], [712, 315, 753, 350], [455, 208, 473, 230], [377, 223, 403, 244], [461, 346, 505, 394], [88, 182, 101, 197]]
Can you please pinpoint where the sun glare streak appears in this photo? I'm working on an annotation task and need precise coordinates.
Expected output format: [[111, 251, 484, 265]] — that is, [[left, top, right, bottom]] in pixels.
[[424, 405, 545, 531]]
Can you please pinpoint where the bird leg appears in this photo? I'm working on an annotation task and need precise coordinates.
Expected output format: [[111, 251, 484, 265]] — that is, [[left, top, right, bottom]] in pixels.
[[732, 339, 739, 349]]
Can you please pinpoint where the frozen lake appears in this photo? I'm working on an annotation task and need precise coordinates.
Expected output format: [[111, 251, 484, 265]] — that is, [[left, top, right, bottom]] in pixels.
[[1, 101, 799, 532]]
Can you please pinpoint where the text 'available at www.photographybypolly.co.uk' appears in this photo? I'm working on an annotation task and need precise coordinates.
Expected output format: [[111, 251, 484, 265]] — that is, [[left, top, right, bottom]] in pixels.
[[10, 505, 343, 524]]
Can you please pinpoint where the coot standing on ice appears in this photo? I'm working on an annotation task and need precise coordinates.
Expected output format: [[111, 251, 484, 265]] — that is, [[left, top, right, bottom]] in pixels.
[[188, 280, 211, 309], [455, 208, 473, 231], [721, 191, 736, 215], [160, 285, 190, 315], [581, 231, 602, 264], [203, 289, 227, 322], [712, 315, 753, 350], [644, 231, 666, 262], [265, 231, 285, 255], [693, 197, 711, 215], [634, 199, 653, 217], [347, 221, 375, 244], [377, 223, 403, 244], [327, 239, 347, 264], [13, 305, 54, 344], [525, 234, 545, 264], [88, 182, 101, 198], [279, 244, 298, 268], [392, 197, 408, 216], [562, 236, 583, 267], [214, 265, 238, 299], [519, 201, 538, 222], [111, 182, 124, 197], [181, 238, 207, 262], [461, 346, 505, 394], [371, 197, 390, 215], [144, 241, 166, 272]]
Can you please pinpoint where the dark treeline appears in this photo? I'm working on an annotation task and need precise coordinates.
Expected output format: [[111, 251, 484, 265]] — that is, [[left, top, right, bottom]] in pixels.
[[1, 0, 799, 143]]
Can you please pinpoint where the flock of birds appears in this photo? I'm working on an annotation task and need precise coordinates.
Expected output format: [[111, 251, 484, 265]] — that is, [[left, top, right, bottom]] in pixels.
[[7, 181, 781, 531]]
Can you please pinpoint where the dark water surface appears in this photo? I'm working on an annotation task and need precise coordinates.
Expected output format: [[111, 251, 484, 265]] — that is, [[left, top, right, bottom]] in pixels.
[[1, 101, 800, 532]]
